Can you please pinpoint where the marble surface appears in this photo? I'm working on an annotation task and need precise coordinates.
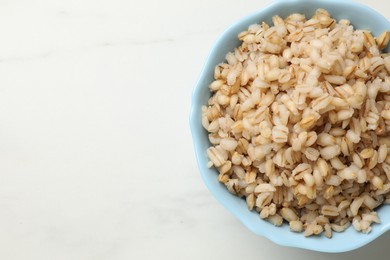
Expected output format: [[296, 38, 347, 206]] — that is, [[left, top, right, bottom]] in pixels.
[[0, 0, 389, 259]]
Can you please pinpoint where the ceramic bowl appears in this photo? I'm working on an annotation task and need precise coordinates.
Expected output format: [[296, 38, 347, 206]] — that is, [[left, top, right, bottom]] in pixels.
[[190, 0, 390, 253]]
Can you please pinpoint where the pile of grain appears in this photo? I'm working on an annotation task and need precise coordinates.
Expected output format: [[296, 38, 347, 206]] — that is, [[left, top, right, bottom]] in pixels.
[[202, 9, 390, 237]]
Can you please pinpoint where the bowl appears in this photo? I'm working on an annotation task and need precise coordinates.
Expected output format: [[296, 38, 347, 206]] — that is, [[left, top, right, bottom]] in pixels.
[[190, 0, 390, 253]]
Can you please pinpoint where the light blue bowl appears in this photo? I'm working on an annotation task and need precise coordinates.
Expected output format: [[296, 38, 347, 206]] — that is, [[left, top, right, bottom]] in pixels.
[[190, 0, 390, 253]]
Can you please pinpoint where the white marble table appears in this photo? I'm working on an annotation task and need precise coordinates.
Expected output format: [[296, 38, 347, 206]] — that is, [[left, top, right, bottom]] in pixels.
[[0, 0, 389, 259]]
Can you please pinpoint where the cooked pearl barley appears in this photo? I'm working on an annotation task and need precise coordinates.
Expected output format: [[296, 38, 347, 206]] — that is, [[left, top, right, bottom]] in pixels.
[[220, 138, 238, 151], [255, 183, 276, 193], [203, 9, 390, 237], [272, 125, 289, 143], [304, 147, 320, 161], [267, 214, 283, 226], [289, 220, 303, 232], [321, 205, 339, 216], [350, 197, 365, 216], [207, 147, 225, 167], [320, 145, 341, 160], [378, 144, 388, 163], [346, 130, 361, 143], [281, 207, 299, 222], [317, 133, 336, 146]]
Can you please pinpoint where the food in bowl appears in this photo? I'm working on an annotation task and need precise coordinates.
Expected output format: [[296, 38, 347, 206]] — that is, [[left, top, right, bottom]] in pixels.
[[201, 8, 390, 238]]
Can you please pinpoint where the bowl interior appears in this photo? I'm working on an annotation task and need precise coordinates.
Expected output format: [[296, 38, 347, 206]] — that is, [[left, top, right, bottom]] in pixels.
[[190, 0, 390, 253]]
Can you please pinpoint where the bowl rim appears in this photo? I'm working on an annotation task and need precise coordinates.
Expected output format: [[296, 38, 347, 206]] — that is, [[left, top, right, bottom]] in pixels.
[[190, 0, 390, 253]]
